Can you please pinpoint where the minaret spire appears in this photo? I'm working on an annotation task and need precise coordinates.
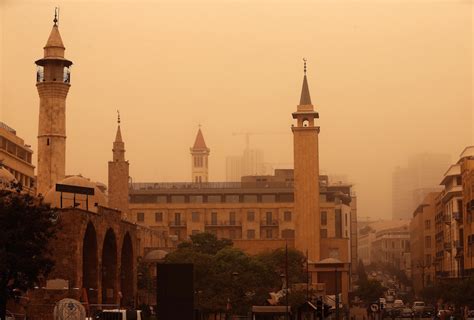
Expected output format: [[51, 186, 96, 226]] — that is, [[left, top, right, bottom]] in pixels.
[[300, 58, 312, 106]]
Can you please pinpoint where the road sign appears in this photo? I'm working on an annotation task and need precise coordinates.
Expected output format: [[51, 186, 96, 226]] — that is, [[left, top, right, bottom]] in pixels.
[[370, 304, 380, 313]]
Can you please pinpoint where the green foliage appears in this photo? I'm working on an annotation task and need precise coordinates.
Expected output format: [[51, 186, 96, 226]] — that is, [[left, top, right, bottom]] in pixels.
[[165, 233, 308, 316], [0, 183, 59, 320], [355, 279, 386, 303], [177, 232, 233, 255]]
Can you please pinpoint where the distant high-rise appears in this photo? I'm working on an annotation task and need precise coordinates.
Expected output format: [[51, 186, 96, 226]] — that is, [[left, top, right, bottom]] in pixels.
[[392, 153, 451, 220], [225, 156, 242, 182]]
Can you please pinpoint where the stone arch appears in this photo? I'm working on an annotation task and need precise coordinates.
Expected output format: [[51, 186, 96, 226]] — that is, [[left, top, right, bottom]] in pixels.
[[82, 222, 99, 304], [120, 232, 134, 308], [102, 228, 118, 305]]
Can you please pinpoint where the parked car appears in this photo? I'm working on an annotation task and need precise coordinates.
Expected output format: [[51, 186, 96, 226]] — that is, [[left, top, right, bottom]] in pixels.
[[437, 309, 453, 318], [393, 299, 404, 308], [94, 309, 142, 320], [399, 308, 415, 318], [412, 301, 425, 313]]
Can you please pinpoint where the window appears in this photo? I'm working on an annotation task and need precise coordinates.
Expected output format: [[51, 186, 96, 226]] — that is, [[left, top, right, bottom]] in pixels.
[[247, 211, 255, 221], [243, 195, 258, 203], [345, 214, 348, 226], [266, 212, 273, 224], [266, 229, 273, 239], [425, 254, 432, 266], [137, 212, 145, 222], [247, 229, 255, 239], [174, 212, 181, 226], [425, 236, 431, 249], [155, 212, 163, 222], [211, 212, 218, 225], [225, 195, 240, 203], [284, 211, 292, 222], [192, 212, 200, 222], [424, 220, 431, 230], [190, 195, 203, 203], [282, 229, 295, 239], [335, 209, 342, 238], [321, 229, 328, 238], [321, 211, 327, 226], [207, 195, 221, 203], [261, 195, 276, 203], [229, 229, 236, 239], [229, 212, 236, 225]]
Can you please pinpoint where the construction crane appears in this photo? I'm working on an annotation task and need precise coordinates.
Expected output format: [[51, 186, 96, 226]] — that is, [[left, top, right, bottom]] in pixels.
[[232, 131, 289, 149]]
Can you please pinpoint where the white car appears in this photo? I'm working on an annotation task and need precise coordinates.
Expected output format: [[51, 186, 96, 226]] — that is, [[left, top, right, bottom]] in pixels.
[[412, 301, 425, 313], [95, 309, 142, 320], [393, 299, 404, 308]]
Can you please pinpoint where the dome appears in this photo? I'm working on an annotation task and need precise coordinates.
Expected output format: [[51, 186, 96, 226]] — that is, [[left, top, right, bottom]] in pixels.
[[0, 167, 16, 190], [44, 175, 107, 212], [143, 249, 168, 262]]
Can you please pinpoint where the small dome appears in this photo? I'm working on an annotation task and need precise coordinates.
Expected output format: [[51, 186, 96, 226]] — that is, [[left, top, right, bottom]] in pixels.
[[0, 167, 16, 190], [44, 175, 107, 212], [143, 249, 168, 262]]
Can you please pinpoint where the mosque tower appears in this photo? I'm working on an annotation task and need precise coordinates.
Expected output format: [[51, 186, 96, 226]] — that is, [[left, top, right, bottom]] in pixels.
[[190, 127, 210, 183], [35, 11, 72, 196], [292, 60, 321, 262], [108, 112, 130, 216]]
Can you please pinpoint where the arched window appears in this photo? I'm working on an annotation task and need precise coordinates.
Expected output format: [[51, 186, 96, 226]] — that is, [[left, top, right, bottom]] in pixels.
[[302, 119, 309, 127]]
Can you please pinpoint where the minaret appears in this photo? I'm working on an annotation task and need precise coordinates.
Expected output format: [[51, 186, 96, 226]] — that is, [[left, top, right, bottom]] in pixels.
[[292, 60, 321, 262], [35, 11, 73, 196], [190, 127, 210, 183], [108, 112, 129, 216]]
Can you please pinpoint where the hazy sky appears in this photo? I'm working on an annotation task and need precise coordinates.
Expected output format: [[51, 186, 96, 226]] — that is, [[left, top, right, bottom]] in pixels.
[[1, 0, 472, 219]]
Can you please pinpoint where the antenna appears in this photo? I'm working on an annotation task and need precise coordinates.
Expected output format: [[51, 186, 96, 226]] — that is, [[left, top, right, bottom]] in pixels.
[[117, 110, 121, 125], [303, 58, 307, 75]]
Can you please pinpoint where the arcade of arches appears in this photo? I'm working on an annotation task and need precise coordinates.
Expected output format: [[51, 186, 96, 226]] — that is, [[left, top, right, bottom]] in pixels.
[[47, 207, 139, 307]]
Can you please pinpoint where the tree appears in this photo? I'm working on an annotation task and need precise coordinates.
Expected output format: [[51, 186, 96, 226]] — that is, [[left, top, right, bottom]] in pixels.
[[354, 279, 386, 303], [177, 232, 233, 255], [0, 183, 59, 320]]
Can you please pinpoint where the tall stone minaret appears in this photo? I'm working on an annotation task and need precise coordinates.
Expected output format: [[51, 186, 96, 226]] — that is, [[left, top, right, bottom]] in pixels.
[[190, 127, 210, 183], [35, 12, 73, 196], [108, 112, 129, 217], [292, 60, 321, 262]]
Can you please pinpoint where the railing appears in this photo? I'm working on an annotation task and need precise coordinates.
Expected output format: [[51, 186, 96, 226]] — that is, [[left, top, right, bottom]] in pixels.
[[443, 242, 451, 251], [454, 240, 463, 249], [260, 220, 279, 227], [453, 212, 462, 222], [205, 221, 242, 227], [169, 221, 187, 227]]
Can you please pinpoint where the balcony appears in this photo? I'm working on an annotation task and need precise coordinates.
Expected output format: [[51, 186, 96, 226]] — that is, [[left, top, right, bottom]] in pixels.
[[454, 240, 463, 249], [260, 220, 279, 227], [454, 212, 462, 222], [169, 221, 187, 227], [443, 215, 451, 225], [443, 242, 452, 251], [205, 221, 242, 227]]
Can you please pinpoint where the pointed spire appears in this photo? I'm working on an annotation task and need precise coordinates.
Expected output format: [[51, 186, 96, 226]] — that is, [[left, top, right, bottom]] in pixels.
[[299, 58, 312, 106], [192, 128, 208, 150]]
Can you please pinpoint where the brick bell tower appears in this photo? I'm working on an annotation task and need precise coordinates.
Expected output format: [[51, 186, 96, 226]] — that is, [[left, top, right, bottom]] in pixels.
[[35, 11, 73, 196], [108, 112, 130, 217], [190, 127, 210, 183], [292, 60, 321, 262]]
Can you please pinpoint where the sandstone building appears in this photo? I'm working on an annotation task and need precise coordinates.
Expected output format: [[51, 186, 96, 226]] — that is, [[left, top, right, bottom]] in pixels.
[[0, 122, 35, 192]]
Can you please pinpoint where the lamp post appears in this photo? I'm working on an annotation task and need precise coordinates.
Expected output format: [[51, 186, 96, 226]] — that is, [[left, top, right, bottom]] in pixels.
[[335, 266, 339, 320]]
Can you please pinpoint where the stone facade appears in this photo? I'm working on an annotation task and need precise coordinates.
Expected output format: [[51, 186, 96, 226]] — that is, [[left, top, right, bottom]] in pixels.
[[410, 192, 438, 295], [35, 24, 72, 196], [0, 122, 35, 192], [26, 207, 138, 320]]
